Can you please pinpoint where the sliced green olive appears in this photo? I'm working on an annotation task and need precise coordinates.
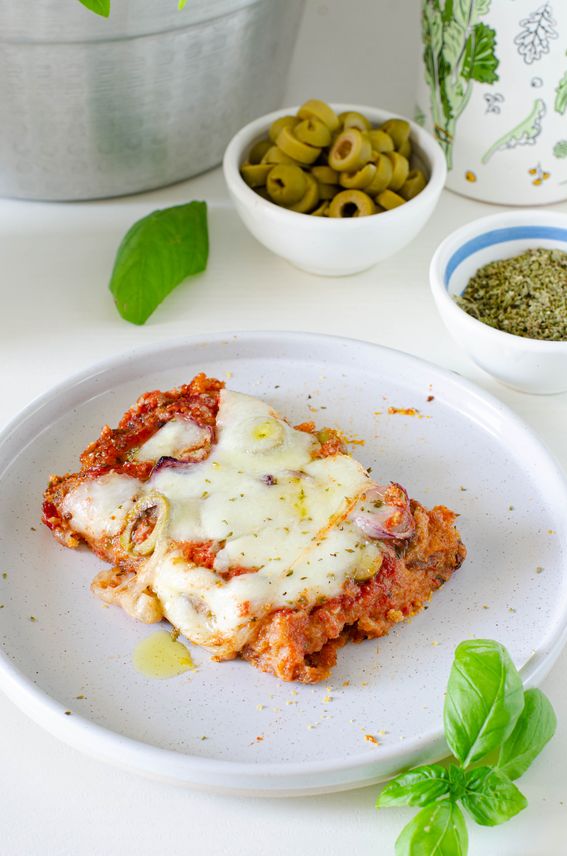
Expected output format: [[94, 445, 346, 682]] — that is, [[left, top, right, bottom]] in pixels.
[[245, 106, 426, 216], [266, 164, 307, 206], [311, 201, 330, 217], [289, 172, 320, 213], [328, 129, 372, 172], [240, 162, 273, 188], [340, 110, 372, 132], [365, 153, 394, 195], [248, 138, 272, 165], [352, 553, 382, 581], [328, 189, 376, 218], [268, 115, 298, 144], [120, 492, 170, 557], [297, 99, 340, 132], [295, 117, 332, 148], [368, 129, 394, 153], [380, 118, 411, 150], [339, 162, 377, 189], [386, 151, 409, 190], [276, 125, 321, 165], [376, 189, 406, 210], [400, 169, 427, 200], [261, 145, 301, 166], [398, 138, 412, 159], [311, 165, 339, 184], [317, 182, 338, 200]]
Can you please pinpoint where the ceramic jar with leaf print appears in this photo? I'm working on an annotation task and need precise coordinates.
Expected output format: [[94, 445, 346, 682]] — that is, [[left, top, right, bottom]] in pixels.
[[417, 0, 567, 204]]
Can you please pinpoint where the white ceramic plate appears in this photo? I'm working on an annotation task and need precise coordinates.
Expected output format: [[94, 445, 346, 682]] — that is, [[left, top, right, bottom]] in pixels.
[[0, 332, 566, 796]]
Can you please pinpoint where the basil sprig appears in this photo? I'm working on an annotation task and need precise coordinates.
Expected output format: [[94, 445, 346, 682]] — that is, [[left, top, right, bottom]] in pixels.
[[376, 640, 556, 855], [109, 201, 208, 325]]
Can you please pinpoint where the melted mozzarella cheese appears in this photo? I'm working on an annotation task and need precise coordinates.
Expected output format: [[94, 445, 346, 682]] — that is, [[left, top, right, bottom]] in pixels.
[[132, 417, 210, 461], [61, 472, 142, 538], [214, 391, 316, 474], [63, 388, 380, 654]]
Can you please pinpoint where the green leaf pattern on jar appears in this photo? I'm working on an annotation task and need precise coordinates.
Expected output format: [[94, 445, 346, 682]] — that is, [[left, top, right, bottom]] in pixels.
[[421, 0, 499, 168]]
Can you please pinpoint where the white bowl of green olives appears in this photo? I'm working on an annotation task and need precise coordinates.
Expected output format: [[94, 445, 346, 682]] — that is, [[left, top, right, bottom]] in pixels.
[[223, 101, 446, 276]]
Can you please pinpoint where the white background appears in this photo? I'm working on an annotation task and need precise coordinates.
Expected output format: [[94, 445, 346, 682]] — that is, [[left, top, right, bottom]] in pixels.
[[1, 1, 567, 853]]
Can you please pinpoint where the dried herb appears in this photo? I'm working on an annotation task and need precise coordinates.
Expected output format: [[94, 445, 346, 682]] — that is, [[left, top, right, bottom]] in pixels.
[[455, 248, 567, 341]]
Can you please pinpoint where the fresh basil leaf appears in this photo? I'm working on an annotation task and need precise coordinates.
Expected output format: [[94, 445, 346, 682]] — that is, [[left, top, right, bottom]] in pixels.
[[109, 201, 208, 325], [78, 0, 111, 17], [447, 764, 466, 801], [376, 765, 450, 808], [497, 688, 557, 780], [444, 639, 524, 767], [395, 801, 468, 856], [462, 767, 527, 827]]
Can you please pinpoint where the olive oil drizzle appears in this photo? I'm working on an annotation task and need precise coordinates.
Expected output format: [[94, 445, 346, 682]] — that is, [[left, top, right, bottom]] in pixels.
[[133, 630, 195, 679]]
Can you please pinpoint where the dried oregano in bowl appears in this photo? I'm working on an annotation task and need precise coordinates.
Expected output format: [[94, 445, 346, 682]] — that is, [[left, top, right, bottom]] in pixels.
[[455, 249, 567, 341]]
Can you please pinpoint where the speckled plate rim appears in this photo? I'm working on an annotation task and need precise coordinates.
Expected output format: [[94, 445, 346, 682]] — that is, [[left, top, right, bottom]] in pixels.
[[1, 330, 566, 797]]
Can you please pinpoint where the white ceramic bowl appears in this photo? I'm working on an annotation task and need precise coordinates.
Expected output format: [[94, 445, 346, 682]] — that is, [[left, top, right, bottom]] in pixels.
[[223, 104, 447, 276], [430, 210, 567, 395]]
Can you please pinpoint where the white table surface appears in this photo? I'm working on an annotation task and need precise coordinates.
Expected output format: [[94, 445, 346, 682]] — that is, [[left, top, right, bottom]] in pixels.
[[1, 1, 567, 853]]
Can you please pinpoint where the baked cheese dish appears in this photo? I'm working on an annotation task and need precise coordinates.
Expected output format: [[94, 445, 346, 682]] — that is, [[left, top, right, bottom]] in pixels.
[[43, 374, 466, 683]]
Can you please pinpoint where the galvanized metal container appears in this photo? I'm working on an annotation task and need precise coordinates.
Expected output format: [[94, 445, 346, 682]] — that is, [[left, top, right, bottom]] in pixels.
[[0, 0, 304, 200]]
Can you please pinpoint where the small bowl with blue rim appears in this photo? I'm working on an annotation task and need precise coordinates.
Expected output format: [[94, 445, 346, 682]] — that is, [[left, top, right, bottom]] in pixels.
[[430, 210, 567, 395]]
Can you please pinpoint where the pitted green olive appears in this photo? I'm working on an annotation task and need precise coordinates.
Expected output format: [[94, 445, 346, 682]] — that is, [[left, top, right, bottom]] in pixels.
[[328, 189, 376, 218], [368, 129, 394, 153], [248, 139, 272, 165], [241, 163, 273, 188], [339, 163, 377, 189], [339, 111, 372, 132], [317, 182, 338, 200], [277, 125, 321, 165], [295, 118, 332, 148], [241, 102, 428, 218], [376, 189, 406, 210], [400, 169, 427, 200], [380, 118, 411, 150], [365, 153, 393, 195], [311, 165, 339, 184], [386, 151, 409, 190], [297, 99, 340, 132], [268, 115, 298, 144], [398, 138, 412, 159], [261, 146, 300, 166], [328, 129, 372, 172], [266, 164, 307, 206], [289, 172, 320, 213]]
